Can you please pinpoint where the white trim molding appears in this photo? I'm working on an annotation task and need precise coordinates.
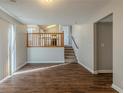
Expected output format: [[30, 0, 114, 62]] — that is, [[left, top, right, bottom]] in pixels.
[[78, 62, 95, 74], [16, 62, 27, 71], [73, 49, 96, 74], [0, 75, 11, 84], [112, 84, 123, 93], [0, 62, 27, 84], [27, 61, 64, 64], [95, 70, 113, 74]]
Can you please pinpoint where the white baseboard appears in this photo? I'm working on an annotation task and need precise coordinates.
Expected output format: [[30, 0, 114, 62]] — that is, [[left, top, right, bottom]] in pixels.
[[73, 49, 95, 74], [0, 75, 11, 84], [16, 62, 27, 71], [112, 84, 123, 93], [93, 71, 99, 74], [0, 62, 27, 84], [78, 62, 95, 74], [95, 70, 112, 74], [27, 61, 64, 63]]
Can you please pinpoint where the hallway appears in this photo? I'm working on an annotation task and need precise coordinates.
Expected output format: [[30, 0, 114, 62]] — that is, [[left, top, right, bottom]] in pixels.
[[0, 63, 117, 93]]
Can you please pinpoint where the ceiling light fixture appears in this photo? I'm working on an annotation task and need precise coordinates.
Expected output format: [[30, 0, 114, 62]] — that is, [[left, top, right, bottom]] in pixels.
[[40, 0, 54, 6], [46, 0, 53, 2], [47, 25, 56, 29]]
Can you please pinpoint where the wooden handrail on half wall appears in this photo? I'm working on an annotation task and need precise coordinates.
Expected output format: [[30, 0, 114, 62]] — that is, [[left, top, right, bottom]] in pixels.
[[26, 32, 64, 47]]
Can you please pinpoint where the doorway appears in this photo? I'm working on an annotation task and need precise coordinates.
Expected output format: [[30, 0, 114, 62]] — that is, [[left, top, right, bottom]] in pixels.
[[94, 14, 113, 74], [60, 25, 72, 46]]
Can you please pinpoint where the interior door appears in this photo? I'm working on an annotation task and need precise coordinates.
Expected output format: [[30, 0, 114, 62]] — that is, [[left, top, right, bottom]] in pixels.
[[97, 22, 112, 71]]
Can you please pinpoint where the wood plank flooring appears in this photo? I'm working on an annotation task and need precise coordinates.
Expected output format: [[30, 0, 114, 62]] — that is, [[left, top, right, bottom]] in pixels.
[[0, 63, 118, 93]]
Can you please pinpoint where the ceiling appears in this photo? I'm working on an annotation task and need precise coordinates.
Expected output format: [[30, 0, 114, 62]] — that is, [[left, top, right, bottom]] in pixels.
[[0, 0, 112, 24]]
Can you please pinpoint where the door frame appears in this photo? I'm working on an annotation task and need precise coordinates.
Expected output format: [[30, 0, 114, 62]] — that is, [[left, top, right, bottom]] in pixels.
[[93, 13, 113, 74]]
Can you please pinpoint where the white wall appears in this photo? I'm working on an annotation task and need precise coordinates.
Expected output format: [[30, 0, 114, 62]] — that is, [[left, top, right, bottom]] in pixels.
[[27, 48, 64, 63], [72, 24, 94, 73], [72, 0, 123, 92], [0, 9, 26, 81]]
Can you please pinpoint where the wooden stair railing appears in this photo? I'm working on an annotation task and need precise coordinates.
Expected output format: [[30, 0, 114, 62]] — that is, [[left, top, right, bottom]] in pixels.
[[26, 33, 64, 47], [71, 36, 79, 49]]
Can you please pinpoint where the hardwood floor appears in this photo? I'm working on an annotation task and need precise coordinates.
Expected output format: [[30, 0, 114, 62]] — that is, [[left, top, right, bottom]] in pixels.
[[0, 63, 118, 93]]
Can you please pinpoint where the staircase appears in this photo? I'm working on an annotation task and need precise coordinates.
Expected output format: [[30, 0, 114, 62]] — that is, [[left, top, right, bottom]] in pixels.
[[64, 46, 78, 63]]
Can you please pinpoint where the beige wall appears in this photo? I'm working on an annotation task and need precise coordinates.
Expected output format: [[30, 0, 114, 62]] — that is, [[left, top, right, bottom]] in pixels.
[[16, 24, 27, 70], [0, 19, 10, 80], [0, 9, 27, 81], [72, 0, 123, 92]]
